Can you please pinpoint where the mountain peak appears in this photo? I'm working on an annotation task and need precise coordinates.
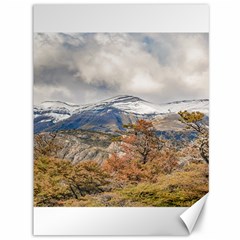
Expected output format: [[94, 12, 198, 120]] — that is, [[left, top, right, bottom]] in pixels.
[[40, 101, 79, 108], [34, 96, 209, 133], [101, 95, 145, 104]]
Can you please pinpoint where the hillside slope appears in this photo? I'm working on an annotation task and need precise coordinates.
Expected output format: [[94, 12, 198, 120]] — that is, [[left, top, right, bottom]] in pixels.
[[34, 95, 209, 133]]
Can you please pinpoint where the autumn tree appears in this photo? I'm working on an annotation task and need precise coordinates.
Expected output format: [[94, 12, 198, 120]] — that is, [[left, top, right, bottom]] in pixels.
[[34, 156, 110, 206], [149, 148, 179, 177], [103, 153, 150, 185], [34, 156, 72, 206], [178, 111, 209, 164], [34, 132, 61, 159], [122, 120, 163, 164], [64, 161, 110, 199], [103, 120, 178, 185]]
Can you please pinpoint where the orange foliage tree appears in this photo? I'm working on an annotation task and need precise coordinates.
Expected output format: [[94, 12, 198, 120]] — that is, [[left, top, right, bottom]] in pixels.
[[122, 120, 163, 164], [103, 153, 150, 185], [103, 120, 179, 185], [178, 111, 209, 164]]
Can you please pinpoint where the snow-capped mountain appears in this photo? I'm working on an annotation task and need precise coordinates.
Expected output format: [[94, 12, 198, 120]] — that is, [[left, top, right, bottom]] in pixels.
[[34, 95, 209, 133], [34, 101, 80, 121]]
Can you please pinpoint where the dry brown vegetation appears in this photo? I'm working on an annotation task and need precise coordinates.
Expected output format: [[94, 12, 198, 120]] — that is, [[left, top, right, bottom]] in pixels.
[[34, 111, 209, 207]]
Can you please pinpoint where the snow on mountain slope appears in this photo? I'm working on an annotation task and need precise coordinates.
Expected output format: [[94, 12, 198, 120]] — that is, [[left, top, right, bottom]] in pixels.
[[156, 99, 209, 114], [40, 100, 80, 109], [34, 101, 80, 123], [76, 95, 209, 115], [76, 96, 160, 115], [34, 96, 209, 133], [34, 96, 209, 121]]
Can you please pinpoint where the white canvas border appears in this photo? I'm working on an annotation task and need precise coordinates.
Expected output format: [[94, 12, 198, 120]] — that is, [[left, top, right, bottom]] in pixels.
[[33, 4, 209, 33], [34, 207, 188, 235], [33, 4, 209, 236]]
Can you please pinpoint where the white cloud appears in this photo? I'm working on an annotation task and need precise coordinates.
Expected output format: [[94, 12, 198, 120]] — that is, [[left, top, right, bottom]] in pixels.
[[34, 33, 209, 104], [128, 72, 162, 93]]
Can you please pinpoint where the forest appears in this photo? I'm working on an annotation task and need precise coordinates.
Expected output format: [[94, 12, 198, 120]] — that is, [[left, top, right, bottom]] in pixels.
[[34, 111, 209, 207]]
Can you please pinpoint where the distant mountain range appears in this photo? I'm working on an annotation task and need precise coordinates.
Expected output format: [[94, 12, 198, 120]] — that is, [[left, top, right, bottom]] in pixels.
[[34, 95, 209, 134]]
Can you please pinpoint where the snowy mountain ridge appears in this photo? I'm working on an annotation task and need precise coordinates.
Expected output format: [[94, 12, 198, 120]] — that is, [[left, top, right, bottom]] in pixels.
[[34, 95, 209, 133]]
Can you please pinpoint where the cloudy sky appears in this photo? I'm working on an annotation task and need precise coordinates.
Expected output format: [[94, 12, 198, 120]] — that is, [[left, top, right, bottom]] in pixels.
[[34, 33, 208, 105]]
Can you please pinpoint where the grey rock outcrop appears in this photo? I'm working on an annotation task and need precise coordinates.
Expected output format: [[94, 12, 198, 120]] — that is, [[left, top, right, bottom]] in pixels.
[[35, 130, 115, 164]]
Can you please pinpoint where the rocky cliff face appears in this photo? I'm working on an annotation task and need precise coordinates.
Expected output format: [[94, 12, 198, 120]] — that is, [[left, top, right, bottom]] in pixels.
[[34, 96, 209, 163], [34, 130, 116, 164], [34, 128, 199, 164]]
